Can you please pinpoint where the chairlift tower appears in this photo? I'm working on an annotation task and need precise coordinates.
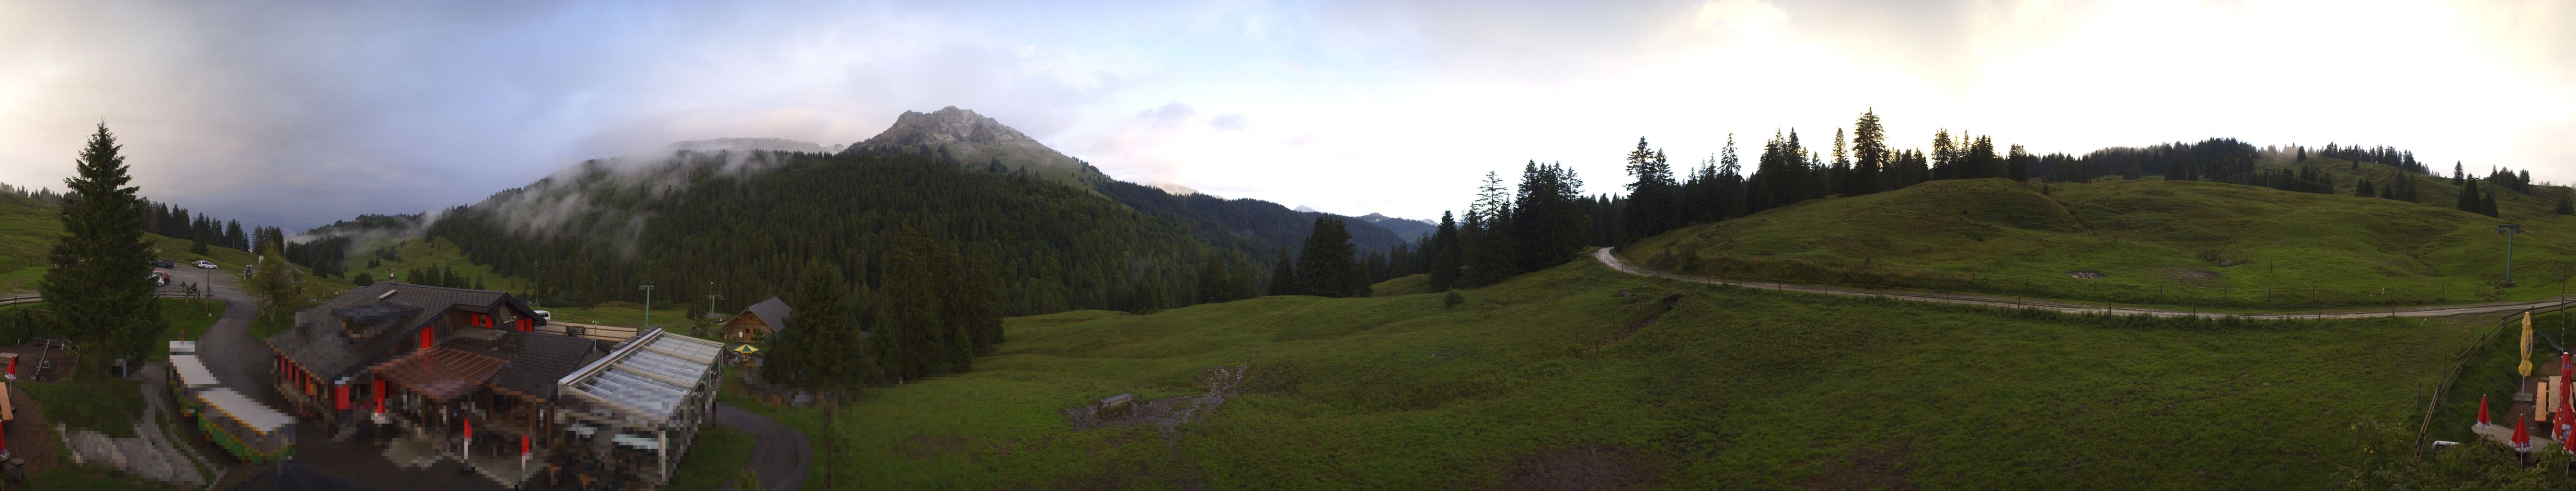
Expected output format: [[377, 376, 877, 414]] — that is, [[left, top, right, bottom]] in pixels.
[[2499, 224, 2524, 287], [639, 281, 656, 329]]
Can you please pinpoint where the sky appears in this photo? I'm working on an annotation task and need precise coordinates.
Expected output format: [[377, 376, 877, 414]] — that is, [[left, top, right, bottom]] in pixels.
[[0, 0, 2570, 231]]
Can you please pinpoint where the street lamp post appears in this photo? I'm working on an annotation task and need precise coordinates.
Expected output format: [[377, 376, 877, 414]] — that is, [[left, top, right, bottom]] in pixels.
[[2499, 224, 2525, 287]]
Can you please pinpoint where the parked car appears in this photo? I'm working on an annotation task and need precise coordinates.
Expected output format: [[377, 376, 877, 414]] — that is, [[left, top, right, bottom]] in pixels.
[[193, 260, 217, 269], [152, 259, 175, 269], [149, 271, 167, 286]]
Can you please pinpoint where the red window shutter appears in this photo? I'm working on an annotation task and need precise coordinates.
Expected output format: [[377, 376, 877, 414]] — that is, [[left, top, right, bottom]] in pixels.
[[421, 327, 434, 348], [335, 384, 350, 410]]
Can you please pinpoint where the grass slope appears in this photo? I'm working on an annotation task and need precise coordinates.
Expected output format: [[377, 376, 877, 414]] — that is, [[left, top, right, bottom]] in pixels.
[[734, 256, 2468, 490], [1623, 164, 2576, 308], [0, 191, 260, 293]]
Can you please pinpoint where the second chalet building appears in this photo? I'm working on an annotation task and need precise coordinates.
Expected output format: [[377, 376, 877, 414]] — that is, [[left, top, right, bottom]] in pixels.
[[264, 282, 725, 490]]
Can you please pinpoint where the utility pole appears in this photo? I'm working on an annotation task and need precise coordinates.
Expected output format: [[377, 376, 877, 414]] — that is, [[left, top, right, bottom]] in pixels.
[[640, 281, 656, 330], [532, 260, 540, 308], [2498, 224, 2524, 287]]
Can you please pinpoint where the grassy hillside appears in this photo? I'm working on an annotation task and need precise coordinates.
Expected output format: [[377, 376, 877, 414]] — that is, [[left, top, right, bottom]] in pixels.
[[1622, 164, 2576, 308], [727, 255, 2470, 490], [342, 237, 528, 292], [0, 191, 259, 293]]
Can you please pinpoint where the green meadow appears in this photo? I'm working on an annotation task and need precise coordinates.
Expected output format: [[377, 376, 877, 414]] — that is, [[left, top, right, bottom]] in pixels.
[[1621, 162, 2576, 309], [727, 256, 2474, 490]]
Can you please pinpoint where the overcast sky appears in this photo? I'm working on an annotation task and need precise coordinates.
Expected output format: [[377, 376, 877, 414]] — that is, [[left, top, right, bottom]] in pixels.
[[0, 0, 2570, 230]]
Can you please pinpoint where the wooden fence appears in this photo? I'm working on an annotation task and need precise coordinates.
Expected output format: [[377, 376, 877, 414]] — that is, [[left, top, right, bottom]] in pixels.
[[0, 292, 196, 308], [2416, 298, 2576, 455]]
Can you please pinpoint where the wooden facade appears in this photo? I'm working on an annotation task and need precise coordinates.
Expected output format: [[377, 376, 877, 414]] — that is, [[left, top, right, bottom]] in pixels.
[[721, 297, 792, 342]]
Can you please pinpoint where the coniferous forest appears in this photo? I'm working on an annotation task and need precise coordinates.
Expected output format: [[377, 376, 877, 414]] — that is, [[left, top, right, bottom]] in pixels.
[[419, 149, 1275, 318]]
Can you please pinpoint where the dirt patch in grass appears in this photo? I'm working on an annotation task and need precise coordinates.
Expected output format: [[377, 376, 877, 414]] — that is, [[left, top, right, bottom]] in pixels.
[[1063, 365, 1247, 436], [6, 382, 60, 476], [2162, 268, 2222, 284], [1584, 294, 1683, 351], [1797, 443, 1917, 491], [1502, 445, 1664, 491], [0, 345, 81, 383]]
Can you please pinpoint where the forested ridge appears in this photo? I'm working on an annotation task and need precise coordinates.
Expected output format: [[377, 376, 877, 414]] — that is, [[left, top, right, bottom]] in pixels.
[[417, 149, 1270, 316]]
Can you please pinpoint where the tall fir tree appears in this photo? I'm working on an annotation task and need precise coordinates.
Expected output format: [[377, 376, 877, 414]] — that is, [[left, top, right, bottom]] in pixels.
[[1621, 138, 1678, 242], [1849, 109, 1887, 196], [41, 123, 164, 362], [1294, 217, 1362, 298], [1267, 246, 1298, 296], [771, 263, 869, 388], [1426, 211, 1463, 291], [2459, 178, 2483, 213], [1462, 171, 1521, 287]]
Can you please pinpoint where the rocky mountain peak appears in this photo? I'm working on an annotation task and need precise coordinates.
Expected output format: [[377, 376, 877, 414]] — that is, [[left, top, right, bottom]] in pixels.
[[847, 106, 1104, 184]]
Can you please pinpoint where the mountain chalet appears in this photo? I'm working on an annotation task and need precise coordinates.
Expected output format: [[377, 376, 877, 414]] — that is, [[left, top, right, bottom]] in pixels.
[[264, 282, 726, 489]]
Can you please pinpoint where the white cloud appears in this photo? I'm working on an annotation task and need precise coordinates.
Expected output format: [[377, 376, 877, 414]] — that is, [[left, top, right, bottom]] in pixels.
[[0, 0, 2570, 228]]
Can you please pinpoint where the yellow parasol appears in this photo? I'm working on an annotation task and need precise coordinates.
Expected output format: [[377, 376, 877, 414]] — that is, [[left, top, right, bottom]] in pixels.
[[2522, 311, 2536, 377], [731, 344, 761, 355]]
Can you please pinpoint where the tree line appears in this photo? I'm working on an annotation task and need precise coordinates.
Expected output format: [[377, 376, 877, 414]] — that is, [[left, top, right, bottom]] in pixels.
[[1346, 109, 2537, 293]]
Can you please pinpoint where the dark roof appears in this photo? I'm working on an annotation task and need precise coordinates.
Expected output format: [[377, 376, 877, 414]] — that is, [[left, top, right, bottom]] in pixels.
[[265, 282, 535, 379], [372, 346, 507, 401], [267, 302, 421, 379], [440, 327, 611, 397], [741, 296, 792, 330]]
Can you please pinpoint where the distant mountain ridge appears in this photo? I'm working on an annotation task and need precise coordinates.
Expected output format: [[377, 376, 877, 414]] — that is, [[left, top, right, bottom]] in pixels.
[[1357, 213, 1437, 239], [844, 106, 1411, 253], [843, 106, 1108, 185]]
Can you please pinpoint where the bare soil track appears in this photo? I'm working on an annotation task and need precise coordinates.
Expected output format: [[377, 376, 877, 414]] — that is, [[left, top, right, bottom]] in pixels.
[[1596, 247, 2565, 320]]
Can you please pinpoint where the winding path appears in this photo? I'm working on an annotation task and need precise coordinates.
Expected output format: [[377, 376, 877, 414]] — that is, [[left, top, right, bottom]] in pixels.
[[714, 404, 810, 491], [1594, 247, 2565, 320]]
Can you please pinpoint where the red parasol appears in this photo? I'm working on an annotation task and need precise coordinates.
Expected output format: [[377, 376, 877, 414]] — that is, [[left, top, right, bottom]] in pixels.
[[2555, 398, 2573, 442], [2481, 396, 2494, 427], [2518, 418, 2533, 450]]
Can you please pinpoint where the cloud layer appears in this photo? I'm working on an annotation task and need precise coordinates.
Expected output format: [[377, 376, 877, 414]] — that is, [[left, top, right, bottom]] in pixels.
[[0, 0, 2568, 228]]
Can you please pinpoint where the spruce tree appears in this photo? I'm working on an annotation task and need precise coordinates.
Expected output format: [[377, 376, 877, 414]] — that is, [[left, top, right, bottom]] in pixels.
[[1294, 217, 1359, 298], [2557, 189, 2575, 216], [1426, 211, 1463, 291], [1849, 109, 1887, 196], [1267, 247, 1298, 296], [1196, 256, 1233, 304], [1621, 138, 1678, 242], [2483, 189, 2501, 217], [2460, 178, 2483, 213], [1462, 172, 1521, 287], [41, 123, 164, 362], [770, 264, 863, 388]]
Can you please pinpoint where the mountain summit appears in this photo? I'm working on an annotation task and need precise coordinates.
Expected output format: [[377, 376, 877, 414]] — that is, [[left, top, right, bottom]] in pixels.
[[844, 106, 1107, 184]]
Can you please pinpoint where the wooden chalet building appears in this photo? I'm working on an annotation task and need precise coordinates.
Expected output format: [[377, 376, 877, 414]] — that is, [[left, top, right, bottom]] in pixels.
[[721, 296, 791, 342], [264, 282, 727, 490]]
